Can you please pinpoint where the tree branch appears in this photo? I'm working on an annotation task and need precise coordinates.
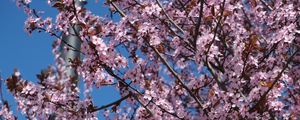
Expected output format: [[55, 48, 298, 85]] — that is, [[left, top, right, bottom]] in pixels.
[[204, 0, 227, 91], [149, 45, 208, 116], [90, 93, 131, 112], [155, 0, 185, 34], [193, 0, 205, 48], [259, 0, 273, 11]]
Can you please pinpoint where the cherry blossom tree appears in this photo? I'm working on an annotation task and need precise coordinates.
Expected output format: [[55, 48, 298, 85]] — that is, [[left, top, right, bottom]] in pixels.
[[1, 0, 300, 119]]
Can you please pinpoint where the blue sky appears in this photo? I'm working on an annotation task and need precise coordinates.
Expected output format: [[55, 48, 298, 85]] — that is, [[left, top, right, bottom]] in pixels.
[[0, 0, 119, 119]]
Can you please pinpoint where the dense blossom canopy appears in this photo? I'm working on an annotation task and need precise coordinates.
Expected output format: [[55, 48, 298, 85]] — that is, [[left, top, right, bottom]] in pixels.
[[1, 0, 300, 119]]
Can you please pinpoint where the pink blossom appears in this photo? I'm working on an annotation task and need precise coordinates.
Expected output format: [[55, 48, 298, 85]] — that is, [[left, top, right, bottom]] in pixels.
[[4, 0, 300, 119]]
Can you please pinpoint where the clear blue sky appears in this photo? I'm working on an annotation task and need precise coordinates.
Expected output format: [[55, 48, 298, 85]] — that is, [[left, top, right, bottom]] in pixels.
[[0, 0, 119, 119]]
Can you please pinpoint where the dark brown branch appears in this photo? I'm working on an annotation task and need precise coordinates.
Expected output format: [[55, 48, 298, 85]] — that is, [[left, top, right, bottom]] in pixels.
[[132, 94, 153, 117], [204, 0, 227, 91], [149, 45, 209, 116], [107, 0, 126, 17], [100, 62, 159, 117], [36, 27, 84, 54], [193, 0, 205, 48], [155, 0, 185, 34], [90, 93, 131, 112], [101, 62, 183, 118], [72, 0, 81, 22], [259, 0, 273, 11]]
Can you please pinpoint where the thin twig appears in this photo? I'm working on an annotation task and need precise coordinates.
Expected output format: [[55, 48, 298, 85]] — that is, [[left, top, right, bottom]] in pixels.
[[108, 0, 126, 17], [132, 93, 153, 116], [193, 0, 205, 48], [90, 93, 131, 112], [259, 0, 273, 11], [204, 0, 227, 91], [150, 45, 208, 116], [36, 27, 84, 54], [155, 0, 185, 34]]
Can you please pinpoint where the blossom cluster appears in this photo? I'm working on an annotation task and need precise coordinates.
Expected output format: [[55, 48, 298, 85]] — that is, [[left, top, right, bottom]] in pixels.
[[1, 0, 300, 119]]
